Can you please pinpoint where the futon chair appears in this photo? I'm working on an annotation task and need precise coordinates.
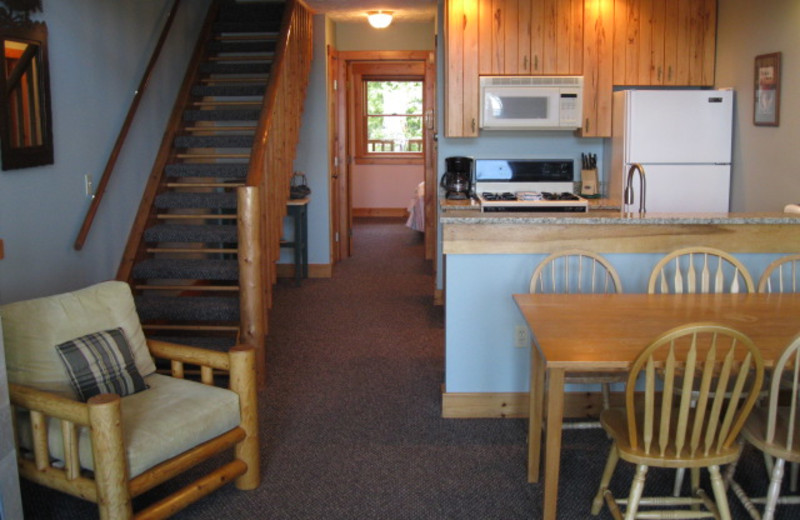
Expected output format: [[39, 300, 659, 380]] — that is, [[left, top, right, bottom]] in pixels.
[[0, 281, 260, 519], [591, 322, 764, 520]]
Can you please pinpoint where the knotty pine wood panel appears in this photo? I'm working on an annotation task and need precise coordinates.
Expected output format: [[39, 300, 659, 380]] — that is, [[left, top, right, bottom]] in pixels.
[[503, 0, 520, 73], [637, 0, 652, 84], [662, 0, 678, 84], [442, 222, 800, 255], [701, 0, 716, 85], [650, 0, 666, 83], [531, 0, 544, 72], [478, 0, 494, 74], [675, 0, 691, 84], [581, 0, 614, 137], [518, 0, 533, 73], [463, 1, 480, 135], [445, 0, 480, 136]]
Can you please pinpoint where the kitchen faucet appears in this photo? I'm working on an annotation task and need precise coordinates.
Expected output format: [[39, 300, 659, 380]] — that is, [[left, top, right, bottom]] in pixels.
[[624, 163, 647, 214]]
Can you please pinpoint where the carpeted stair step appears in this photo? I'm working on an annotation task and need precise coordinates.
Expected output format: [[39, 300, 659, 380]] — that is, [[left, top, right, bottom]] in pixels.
[[135, 295, 240, 322], [191, 84, 266, 97], [145, 224, 238, 243], [183, 108, 261, 122], [133, 258, 239, 280], [199, 62, 271, 75], [207, 40, 276, 54], [164, 163, 248, 179], [174, 134, 254, 149], [217, 0, 284, 23], [155, 192, 238, 210]]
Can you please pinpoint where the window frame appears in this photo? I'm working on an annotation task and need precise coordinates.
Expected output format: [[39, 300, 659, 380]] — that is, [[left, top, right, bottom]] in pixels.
[[350, 62, 425, 165]]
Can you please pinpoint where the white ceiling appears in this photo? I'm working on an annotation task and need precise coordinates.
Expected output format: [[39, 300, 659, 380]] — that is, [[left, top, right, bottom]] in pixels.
[[302, 0, 438, 23]]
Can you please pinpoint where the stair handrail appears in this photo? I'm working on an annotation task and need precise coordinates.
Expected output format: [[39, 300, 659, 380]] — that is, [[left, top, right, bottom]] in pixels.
[[240, 0, 312, 326], [74, 0, 182, 251]]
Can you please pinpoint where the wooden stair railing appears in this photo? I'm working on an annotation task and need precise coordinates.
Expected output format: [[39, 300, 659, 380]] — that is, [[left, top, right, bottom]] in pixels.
[[73, 0, 182, 251], [112, 0, 314, 387], [244, 0, 313, 324]]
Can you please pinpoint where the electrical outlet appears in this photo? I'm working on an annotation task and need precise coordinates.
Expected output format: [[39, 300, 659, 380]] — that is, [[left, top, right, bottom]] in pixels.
[[514, 325, 529, 348]]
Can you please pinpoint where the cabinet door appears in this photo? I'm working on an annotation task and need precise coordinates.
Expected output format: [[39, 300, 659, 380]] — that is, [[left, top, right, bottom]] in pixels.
[[541, 0, 583, 75], [445, 0, 480, 137], [479, 0, 529, 75], [581, 0, 614, 137]]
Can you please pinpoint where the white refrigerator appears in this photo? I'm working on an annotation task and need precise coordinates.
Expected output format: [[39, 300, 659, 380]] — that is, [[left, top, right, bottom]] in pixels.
[[606, 89, 734, 213]]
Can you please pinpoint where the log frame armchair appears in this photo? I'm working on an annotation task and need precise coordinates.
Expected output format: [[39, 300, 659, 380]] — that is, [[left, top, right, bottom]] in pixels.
[[0, 281, 260, 519]]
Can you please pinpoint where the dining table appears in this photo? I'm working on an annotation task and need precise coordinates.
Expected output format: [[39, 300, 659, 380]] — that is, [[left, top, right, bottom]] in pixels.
[[513, 292, 800, 520]]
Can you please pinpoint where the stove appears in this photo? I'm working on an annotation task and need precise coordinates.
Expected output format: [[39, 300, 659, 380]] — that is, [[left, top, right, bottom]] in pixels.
[[473, 159, 589, 213], [478, 190, 588, 212]]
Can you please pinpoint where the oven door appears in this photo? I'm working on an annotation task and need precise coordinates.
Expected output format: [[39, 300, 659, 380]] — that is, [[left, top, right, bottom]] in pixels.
[[480, 86, 560, 129]]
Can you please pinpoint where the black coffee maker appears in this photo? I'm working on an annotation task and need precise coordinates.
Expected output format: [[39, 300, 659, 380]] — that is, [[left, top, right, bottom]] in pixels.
[[441, 156, 474, 200]]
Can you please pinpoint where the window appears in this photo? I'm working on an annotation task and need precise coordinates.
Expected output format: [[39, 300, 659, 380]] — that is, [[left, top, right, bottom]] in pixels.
[[364, 80, 423, 156]]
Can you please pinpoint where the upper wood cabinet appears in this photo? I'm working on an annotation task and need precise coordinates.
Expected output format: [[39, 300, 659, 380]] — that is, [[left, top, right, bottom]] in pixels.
[[444, 0, 718, 138], [445, 0, 480, 137], [613, 0, 716, 86], [478, 0, 583, 75]]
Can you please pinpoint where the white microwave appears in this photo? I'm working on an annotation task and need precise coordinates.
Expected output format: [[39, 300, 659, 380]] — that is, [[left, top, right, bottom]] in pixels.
[[479, 76, 583, 131]]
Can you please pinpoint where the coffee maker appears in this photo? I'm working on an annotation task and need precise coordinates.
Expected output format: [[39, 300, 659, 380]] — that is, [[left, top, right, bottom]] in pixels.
[[441, 156, 474, 200]]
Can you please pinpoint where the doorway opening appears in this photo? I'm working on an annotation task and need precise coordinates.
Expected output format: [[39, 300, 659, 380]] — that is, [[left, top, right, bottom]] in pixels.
[[329, 50, 436, 265]]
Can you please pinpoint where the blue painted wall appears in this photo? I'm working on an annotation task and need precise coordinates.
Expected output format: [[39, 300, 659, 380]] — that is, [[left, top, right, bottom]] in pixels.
[[0, 0, 212, 303], [444, 252, 789, 393]]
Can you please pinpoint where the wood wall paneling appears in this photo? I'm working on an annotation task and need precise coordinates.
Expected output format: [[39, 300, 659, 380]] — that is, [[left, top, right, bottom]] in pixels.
[[581, 0, 614, 137]]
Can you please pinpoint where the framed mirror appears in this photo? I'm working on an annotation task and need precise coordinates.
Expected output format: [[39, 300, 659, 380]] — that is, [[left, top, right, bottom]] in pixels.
[[0, 11, 52, 170]]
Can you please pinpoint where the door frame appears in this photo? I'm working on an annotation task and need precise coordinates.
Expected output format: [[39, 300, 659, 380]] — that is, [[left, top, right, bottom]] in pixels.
[[329, 50, 437, 262]]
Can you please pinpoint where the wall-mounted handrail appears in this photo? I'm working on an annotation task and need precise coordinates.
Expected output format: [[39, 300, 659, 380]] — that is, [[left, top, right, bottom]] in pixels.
[[74, 0, 182, 251]]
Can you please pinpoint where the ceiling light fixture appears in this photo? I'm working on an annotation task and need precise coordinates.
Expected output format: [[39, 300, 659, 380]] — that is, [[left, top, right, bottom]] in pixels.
[[367, 10, 393, 29]]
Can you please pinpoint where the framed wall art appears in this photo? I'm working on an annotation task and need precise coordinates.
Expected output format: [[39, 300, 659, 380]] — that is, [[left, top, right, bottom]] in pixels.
[[754, 52, 781, 126]]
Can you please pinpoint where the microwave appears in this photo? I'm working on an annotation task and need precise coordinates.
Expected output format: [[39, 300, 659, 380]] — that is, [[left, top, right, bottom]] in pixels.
[[479, 76, 583, 131]]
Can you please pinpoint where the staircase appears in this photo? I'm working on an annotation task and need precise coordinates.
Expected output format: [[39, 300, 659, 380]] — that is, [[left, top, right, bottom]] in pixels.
[[116, 0, 313, 366]]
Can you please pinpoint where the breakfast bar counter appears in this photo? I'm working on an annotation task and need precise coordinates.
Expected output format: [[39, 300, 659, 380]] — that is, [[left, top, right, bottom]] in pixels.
[[440, 207, 800, 421], [441, 209, 800, 254]]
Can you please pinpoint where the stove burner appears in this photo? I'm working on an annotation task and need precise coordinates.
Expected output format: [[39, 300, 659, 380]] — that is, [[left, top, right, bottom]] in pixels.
[[541, 192, 581, 201], [482, 192, 517, 201]]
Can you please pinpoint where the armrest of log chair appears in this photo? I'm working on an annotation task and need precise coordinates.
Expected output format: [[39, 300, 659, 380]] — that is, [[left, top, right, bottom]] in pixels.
[[146, 339, 261, 489], [9, 342, 261, 520]]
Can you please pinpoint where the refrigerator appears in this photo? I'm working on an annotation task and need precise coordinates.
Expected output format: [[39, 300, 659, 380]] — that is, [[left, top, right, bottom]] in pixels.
[[606, 89, 734, 213]]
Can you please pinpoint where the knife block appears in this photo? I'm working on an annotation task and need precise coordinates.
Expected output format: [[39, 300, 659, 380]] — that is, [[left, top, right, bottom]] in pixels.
[[581, 168, 598, 196]]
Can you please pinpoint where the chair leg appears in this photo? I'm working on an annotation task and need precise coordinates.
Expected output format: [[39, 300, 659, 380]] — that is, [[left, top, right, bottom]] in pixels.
[[709, 464, 733, 520], [624, 464, 648, 520], [763, 458, 786, 520], [602, 383, 612, 410], [592, 444, 619, 515], [673, 467, 685, 496]]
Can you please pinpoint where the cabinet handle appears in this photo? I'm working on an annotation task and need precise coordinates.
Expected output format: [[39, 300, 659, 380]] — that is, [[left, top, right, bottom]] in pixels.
[[471, 118, 476, 133], [585, 118, 590, 134], [534, 55, 539, 71], [657, 66, 662, 82], [524, 56, 528, 71], [668, 66, 673, 82]]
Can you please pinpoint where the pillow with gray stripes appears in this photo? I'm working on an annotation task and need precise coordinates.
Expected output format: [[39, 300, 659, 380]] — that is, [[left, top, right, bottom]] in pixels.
[[55, 328, 148, 402]]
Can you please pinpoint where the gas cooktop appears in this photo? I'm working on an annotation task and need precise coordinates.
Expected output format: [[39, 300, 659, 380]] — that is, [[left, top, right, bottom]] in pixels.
[[477, 191, 588, 212]]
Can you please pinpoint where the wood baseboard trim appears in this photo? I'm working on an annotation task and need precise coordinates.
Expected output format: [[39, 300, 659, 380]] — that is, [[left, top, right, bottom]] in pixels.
[[353, 208, 408, 218], [441, 391, 624, 419], [276, 263, 333, 279]]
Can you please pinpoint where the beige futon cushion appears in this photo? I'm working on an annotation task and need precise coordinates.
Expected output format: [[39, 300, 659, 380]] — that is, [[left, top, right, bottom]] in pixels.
[[16, 373, 241, 478], [0, 281, 156, 399]]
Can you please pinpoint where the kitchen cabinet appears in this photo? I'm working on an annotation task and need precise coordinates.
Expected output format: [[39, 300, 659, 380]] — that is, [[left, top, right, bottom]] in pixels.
[[613, 0, 716, 86], [443, 0, 718, 138], [477, 0, 583, 76], [445, 0, 480, 137]]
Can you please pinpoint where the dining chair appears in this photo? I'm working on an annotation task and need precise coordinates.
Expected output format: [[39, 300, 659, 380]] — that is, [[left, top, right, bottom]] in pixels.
[[726, 333, 800, 520], [648, 246, 755, 294], [648, 247, 756, 496], [590, 322, 764, 520], [758, 254, 800, 293], [529, 249, 626, 426]]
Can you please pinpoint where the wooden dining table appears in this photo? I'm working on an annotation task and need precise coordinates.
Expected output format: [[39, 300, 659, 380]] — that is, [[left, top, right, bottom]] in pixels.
[[513, 292, 800, 520]]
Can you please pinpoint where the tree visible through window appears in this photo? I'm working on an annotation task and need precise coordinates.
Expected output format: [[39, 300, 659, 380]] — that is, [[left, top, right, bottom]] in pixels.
[[365, 80, 423, 155]]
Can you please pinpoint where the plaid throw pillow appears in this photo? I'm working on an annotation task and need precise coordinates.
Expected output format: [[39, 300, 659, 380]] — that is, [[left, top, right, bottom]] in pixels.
[[55, 328, 148, 402]]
